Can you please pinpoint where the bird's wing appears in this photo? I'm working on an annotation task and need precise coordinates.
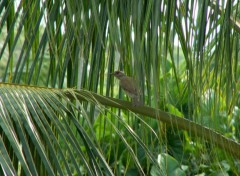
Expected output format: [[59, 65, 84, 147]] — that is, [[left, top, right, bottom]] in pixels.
[[120, 76, 139, 97]]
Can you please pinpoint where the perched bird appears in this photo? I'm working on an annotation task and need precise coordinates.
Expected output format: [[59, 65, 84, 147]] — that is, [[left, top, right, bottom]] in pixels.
[[111, 71, 142, 106]]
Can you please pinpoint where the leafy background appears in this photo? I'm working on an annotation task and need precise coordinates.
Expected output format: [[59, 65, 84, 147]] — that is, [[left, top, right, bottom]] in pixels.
[[1, 0, 240, 175]]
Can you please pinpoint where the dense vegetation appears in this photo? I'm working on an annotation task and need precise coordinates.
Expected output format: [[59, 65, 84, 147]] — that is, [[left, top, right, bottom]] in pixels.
[[0, 0, 240, 175]]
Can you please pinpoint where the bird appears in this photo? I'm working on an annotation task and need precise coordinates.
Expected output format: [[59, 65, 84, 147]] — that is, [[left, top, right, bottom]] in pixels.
[[111, 71, 142, 106]]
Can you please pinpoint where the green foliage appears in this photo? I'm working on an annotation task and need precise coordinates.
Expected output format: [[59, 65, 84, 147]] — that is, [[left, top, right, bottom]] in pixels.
[[150, 153, 185, 176], [1, 0, 240, 175]]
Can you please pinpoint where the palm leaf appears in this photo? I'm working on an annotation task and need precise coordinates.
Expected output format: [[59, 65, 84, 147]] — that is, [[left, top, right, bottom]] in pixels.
[[1, 0, 240, 175]]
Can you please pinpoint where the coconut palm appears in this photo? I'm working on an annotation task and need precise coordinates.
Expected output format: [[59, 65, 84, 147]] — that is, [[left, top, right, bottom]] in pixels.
[[0, 0, 240, 175]]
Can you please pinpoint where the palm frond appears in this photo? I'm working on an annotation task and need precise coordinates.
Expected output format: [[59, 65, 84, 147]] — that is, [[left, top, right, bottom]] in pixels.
[[1, 0, 240, 175]]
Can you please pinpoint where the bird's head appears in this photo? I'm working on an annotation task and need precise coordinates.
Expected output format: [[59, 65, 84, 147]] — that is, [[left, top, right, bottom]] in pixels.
[[111, 71, 126, 80]]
